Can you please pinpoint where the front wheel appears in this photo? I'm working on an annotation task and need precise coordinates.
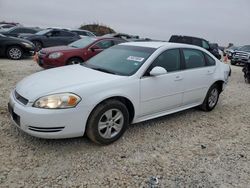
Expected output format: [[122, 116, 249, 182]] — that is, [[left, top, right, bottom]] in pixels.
[[6, 46, 23, 60], [200, 84, 220, 111], [86, 100, 129, 145], [33, 41, 43, 52], [66, 58, 82, 65], [231, 61, 237, 65]]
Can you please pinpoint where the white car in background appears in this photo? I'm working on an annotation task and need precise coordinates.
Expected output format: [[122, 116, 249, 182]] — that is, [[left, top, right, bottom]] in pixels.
[[8, 42, 231, 144]]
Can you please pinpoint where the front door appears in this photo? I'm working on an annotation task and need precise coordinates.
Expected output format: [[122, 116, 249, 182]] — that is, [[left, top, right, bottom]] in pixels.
[[140, 49, 185, 116]]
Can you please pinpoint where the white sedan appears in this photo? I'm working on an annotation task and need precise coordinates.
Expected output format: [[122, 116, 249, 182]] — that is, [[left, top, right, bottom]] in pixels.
[[8, 42, 231, 144]]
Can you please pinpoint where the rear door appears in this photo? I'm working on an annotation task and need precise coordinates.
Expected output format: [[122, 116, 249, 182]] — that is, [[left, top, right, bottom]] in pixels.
[[181, 48, 216, 106], [60, 31, 78, 44]]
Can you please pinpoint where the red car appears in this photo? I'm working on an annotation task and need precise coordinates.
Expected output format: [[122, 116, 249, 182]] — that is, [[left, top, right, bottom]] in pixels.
[[35, 37, 125, 69]]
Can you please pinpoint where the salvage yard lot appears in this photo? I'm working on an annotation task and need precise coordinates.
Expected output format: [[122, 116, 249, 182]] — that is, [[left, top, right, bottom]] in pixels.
[[0, 58, 250, 187]]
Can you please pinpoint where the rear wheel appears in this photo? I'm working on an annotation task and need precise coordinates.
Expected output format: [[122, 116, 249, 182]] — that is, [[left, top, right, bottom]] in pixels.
[[66, 57, 83, 65], [6, 46, 23, 60], [231, 61, 236, 65], [86, 100, 129, 145], [200, 84, 220, 111]]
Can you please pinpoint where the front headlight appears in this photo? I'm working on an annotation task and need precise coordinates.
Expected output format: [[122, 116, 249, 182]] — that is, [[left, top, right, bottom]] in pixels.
[[48, 52, 63, 59], [21, 42, 33, 48], [33, 93, 81, 109]]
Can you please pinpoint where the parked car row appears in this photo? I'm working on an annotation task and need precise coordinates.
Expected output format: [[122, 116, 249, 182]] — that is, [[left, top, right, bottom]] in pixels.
[[0, 24, 225, 63], [0, 27, 97, 59], [34, 37, 125, 68]]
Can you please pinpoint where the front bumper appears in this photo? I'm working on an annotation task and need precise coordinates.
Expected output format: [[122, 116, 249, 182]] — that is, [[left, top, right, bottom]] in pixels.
[[232, 57, 250, 64], [35, 53, 65, 69], [23, 47, 35, 57], [8, 91, 90, 139]]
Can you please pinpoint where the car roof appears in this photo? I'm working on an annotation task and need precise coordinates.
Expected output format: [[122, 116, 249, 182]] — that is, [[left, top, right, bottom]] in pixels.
[[170, 35, 208, 42], [120, 41, 207, 50]]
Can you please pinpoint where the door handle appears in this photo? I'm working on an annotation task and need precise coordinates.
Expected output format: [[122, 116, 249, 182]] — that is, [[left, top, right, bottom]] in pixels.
[[174, 75, 183, 81]]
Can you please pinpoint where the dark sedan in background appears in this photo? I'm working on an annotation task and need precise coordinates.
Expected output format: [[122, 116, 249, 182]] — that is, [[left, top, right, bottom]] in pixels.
[[34, 37, 125, 69], [19, 29, 81, 51], [0, 26, 40, 37], [0, 34, 35, 59]]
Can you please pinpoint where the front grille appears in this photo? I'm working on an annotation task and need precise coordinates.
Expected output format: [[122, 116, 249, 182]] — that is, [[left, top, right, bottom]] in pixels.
[[234, 51, 249, 60], [14, 91, 29, 105], [28, 126, 65, 133]]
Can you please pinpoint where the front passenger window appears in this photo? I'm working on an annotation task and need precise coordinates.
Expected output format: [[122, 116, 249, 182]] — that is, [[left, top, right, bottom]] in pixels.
[[148, 49, 181, 73], [96, 40, 114, 49]]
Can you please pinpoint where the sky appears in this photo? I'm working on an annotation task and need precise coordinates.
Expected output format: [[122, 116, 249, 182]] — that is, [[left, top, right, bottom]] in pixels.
[[0, 0, 250, 46]]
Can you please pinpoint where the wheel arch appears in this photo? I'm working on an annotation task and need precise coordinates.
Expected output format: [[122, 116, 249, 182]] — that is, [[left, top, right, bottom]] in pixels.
[[5, 44, 23, 54], [87, 96, 135, 124], [67, 56, 84, 63], [31, 39, 43, 46], [212, 80, 224, 93]]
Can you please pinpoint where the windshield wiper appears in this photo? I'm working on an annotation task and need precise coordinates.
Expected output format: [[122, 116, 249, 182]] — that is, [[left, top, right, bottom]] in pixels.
[[92, 67, 117, 75]]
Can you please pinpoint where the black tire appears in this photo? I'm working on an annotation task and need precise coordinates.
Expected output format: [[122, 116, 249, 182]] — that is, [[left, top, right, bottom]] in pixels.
[[66, 57, 83, 65], [200, 84, 220, 111], [6, 46, 23, 60], [231, 61, 236, 65], [86, 99, 129, 145], [33, 41, 43, 52]]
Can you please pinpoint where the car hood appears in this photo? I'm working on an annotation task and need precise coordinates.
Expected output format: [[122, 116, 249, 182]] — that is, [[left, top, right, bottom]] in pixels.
[[40, 46, 76, 54], [7, 35, 34, 44], [19, 33, 35, 38], [15, 65, 123, 102], [235, 50, 250, 53]]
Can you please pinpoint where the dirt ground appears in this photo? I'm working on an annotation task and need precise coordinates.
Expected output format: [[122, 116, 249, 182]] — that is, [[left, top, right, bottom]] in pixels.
[[0, 58, 249, 187]]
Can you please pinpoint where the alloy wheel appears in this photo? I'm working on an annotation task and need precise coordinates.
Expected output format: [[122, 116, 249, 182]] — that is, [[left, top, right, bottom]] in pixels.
[[98, 109, 124, 139], [208, 88, 218, 108], [9, 47, 22, 59]]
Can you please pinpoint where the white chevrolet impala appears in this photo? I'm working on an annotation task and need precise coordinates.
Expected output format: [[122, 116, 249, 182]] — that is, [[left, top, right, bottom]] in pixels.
[[8, 42, 231, 144]]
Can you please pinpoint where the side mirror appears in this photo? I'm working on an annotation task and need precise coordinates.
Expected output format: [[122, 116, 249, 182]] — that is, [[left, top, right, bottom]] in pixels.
[[149, 66, 167, 76], [89, 45, 99, 52]]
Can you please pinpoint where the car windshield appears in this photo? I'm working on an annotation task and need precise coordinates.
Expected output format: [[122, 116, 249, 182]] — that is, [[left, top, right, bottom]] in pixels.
[[239, 45, 250, 52], [69, 37, 97, 48], [2, 27, 15, 32], [84, 45, 156, 76], [35, 29, 51, 35]]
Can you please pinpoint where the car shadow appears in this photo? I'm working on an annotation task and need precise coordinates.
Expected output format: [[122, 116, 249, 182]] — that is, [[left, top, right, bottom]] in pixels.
[[11, 107, 203, 150]]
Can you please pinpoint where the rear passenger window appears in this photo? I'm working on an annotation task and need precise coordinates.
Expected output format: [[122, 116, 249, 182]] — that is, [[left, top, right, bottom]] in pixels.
[[205, 53, 216, 66], [148, 49, 181, 72], [61, 31, 74, 37], [183, 49, 206, 69]]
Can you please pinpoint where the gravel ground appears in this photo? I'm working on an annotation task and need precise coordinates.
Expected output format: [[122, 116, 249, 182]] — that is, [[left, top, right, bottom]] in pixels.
[[0, 58, 250, 187]]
